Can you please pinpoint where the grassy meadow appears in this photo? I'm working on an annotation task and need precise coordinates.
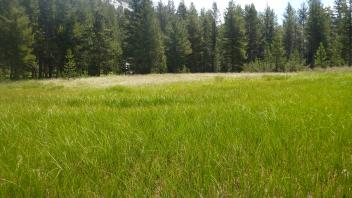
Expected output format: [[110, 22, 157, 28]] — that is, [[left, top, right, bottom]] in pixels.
[[0, 71, 352, 197]]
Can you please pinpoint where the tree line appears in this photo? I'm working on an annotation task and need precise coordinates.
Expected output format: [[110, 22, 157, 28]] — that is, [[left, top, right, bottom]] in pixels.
[[0, 0, 351, 80]]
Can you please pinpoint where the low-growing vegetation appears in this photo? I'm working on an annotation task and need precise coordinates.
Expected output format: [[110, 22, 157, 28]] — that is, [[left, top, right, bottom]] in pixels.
[[1, 71, 351, 196]]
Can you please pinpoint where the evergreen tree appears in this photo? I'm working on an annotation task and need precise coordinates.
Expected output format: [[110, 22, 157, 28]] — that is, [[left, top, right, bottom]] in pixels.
[[64, 49, 76, 78], [72, 3, 92, 76], [298, 3, 308, 62], [221, 0, 246, 72], [88, 3, 111, 76], [177, 0, 187, 20], [166, 19, 192, 72], [244, 4, 260, 62], [260, 6, 277, 59], [349, 0, 352, 65], [283, 3, 298, 59], [315, 42, 329, 67], [306, 0, 331, 66], [157, 1, 168, 34], [0, 0, 36, 79], [53, 0, 75, 77], [335, 0, 352, 65], [102, 3, 123, 74], [271, 29, 285, 72], [200, 9, 214, 72], [187, 3, 203, 72], [211, 2, 220, 72], [36, 0, 57, 78], [262, 7, 277, 47], [127, 0, 166, 73]]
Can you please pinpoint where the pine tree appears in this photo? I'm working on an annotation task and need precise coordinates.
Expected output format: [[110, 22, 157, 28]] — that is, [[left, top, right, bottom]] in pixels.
[[298, 3, 308, 62], [37, 0, 57, 78], [127, 0, 167, 73], [200, 9, 213, 72], [88, 4, 108, 76], [166, 19, 192, 72], [306, 0, 331, 66], [187, 3, 203, 72], [177, 0, 187, 20], [244, 4, 260, 62], [64, 49, 76, 78], [103, 3, 123, 74], [221, 0, 246, 72], [336, 0, 352, 65], [53, 0, 75, 77], [72, 2, 93, 76], [262, 7, 276, 47], [285, 49, 304, 71], [349, 0, 352, 66], [211, 2, 220, 72], [150, 27, 167, 73], [271, 29, 285, 72], [283, 3, 298, 59], [315, 42, 328, 67], [0, 0, 36, 79], [157, 1, 168, 34], [260, 6, 277, 59]]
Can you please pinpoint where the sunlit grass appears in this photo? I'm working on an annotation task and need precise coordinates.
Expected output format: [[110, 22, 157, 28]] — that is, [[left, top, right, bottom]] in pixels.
[[0, 71, 352, 196]]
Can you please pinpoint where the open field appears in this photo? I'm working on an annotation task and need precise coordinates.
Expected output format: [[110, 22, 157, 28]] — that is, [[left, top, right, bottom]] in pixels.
[[1, 71, 352, 196]]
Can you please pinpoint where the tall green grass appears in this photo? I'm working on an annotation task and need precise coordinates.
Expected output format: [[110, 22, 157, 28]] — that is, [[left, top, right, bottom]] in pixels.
[[0, 72, 352, 197]]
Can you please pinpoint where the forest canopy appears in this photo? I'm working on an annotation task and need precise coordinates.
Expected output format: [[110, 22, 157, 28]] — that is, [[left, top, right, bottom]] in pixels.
[[0, 0, 351, 79]]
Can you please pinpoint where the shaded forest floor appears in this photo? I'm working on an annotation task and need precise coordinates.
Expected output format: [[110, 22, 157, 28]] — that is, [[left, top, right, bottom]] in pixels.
[[0, 69, 352, 196]]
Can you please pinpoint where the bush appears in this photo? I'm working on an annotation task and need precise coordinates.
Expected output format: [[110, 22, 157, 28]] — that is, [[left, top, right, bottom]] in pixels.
[[64, 49, 77, 79], [315, 43, 329, 68], [243, 59, 275, 72], [284, 50, 306, 72]]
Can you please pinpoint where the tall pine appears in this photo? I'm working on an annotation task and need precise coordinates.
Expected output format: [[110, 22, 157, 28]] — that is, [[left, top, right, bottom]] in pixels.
[[244, 4, 260, 62], [283, 3, 298, 59], [221, 0, 246, 72]]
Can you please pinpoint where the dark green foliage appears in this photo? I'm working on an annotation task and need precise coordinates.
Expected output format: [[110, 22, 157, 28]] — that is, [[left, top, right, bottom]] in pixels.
[[166, 19, 192, 73], [283, 3, 298, 59], [0, 0, 36, 80], [306, 0, 331, 66], [200, 9, 213, 72], [244, 4, 260, 62], [261, 7, 277, 49], [335, 0, 352, 66], [258, 6, 277, 60], [315, 43, 329, 67], [187, 3, 203, 72], [297, 3, 308, 62], [211, 3, 220, 72], [284, 50, 305, 71], [0, 0, 349, 79], [176, 0, 187, 20], [221, 1, 246, 72], [64, 49, 76, 78], [272, 30, 286, 71], [125, 0, 166, 74]]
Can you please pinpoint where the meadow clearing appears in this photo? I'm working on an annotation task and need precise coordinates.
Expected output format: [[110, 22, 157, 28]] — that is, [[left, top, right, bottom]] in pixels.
[[0, 70, 352, 196]]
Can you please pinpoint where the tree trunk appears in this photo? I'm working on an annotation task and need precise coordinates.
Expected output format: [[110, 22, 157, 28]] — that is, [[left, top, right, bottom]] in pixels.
[[48, 65, 53, 78], [349, 1, 352, 66], [39, 61, 43, 79], [10, 65, 14, 80]]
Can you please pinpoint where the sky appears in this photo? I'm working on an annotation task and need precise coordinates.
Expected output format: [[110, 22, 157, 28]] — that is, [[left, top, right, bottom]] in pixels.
[[156, 0, 335, 22]]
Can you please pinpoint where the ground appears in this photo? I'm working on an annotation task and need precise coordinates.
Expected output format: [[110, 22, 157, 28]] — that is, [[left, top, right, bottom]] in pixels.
[[0, 70, 352, 196]]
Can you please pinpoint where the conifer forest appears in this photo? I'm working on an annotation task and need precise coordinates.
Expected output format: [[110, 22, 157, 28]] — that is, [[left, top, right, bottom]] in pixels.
[[0, 0, 351, 79]]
